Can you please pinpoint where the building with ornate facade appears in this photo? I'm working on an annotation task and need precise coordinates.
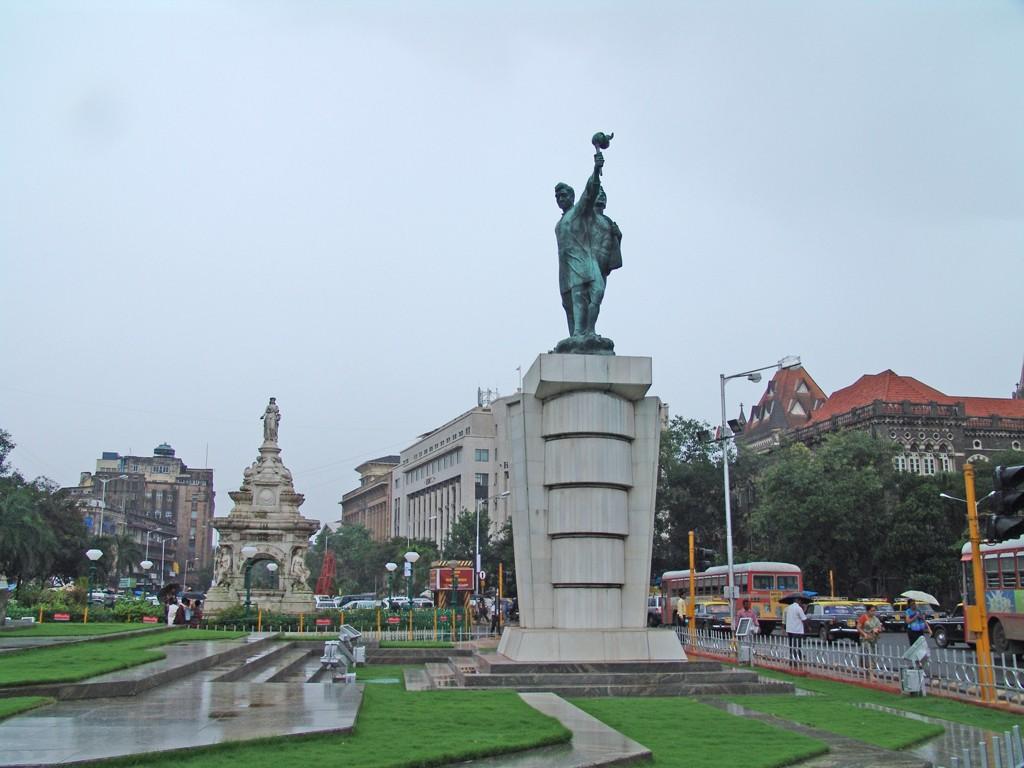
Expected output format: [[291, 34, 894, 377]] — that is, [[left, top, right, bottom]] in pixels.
[[339, 455, 400, 543], [66, 443, 215, 585], [739, 364, 1024, 474]]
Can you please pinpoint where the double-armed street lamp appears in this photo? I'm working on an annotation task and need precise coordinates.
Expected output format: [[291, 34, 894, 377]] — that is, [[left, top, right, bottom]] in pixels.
[[159, 536, 177, 588], [94, 474, 128, 536], [720, 355, 800, 626], [404, 550, 419, 616]]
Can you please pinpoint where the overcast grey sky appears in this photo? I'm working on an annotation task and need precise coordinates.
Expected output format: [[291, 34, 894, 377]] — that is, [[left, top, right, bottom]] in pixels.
[[2, 1, 1022, 529]]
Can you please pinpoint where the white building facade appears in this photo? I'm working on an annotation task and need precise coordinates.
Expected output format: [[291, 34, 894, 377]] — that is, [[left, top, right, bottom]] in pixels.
[[394, 404, 512, 548]]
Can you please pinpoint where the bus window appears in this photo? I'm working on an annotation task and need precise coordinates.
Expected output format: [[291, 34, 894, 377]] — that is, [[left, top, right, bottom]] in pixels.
[[985, 556, 1000, 588], [1018, 554, 1024, 589], [1000, 554, 1017, 588], [777, 575, 798, 591], [752, 575, 773, 591]]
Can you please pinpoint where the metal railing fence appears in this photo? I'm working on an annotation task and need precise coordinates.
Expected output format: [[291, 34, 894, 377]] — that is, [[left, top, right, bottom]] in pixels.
[[680, 627, 1024, 707]]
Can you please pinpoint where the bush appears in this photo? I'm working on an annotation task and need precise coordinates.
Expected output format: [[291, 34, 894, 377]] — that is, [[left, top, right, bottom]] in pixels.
[[112, 597, 162, 621]]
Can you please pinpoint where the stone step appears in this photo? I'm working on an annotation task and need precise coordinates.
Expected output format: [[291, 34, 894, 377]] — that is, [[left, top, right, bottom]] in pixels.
[[255, 648, 316, 683], [463, 680, 794, 697], [213, 642, 295, 682], [457, 669, 764, 688], [475, 655, 721, 675]]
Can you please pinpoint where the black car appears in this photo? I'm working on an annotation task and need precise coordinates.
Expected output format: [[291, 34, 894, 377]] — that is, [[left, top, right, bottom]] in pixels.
[[693, 602, 732, 633], [931, 604, 968, 649], [804, 602, 860, 642]]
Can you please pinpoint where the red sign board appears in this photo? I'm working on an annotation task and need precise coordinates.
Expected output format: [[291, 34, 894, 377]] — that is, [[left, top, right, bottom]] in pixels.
[[52, 613, 70, 622], [439, 614, 449, 622], [386, 616, 401, 625], [431, 566, 475, 590], [315, 618, 331, 626], [142, 616, 159, 624]]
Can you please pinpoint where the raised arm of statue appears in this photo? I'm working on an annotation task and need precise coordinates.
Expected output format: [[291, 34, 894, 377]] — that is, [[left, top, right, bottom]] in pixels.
[[578, 152, 604, 212]]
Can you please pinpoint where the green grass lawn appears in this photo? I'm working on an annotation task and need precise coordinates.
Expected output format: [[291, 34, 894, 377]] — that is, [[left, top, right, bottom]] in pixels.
[[0, 696, 53, 721], [0, 629, 246, 687], [725, 695, 944, 750], [0, 623, 156, 638], [756, 668, 1023, 733], [574, 697, 829, 768], [91, 665, 571, 768]]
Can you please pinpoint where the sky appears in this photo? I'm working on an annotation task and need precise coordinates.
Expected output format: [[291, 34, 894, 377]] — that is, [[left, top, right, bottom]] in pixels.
[[2, 1, 1022, 531]]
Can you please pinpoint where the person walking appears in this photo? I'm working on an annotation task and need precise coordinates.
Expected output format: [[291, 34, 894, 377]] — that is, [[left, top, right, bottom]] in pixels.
[[165, 597, 179, 627], [857, 604, 883, 671], [905, 599, 932, 647], [784, 597, 807, 667], [736, 600, 760, 633]]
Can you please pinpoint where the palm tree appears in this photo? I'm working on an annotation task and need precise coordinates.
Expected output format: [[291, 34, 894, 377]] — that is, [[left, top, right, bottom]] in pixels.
[[111, 533, 142, 580], [0, 482, 57, 623]]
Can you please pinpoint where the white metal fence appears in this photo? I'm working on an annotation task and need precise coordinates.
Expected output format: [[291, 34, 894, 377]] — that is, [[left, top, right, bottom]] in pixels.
[[679, 627, 1024, 707], [206, 623, 501, 642], [937, 724, 1024, 768]]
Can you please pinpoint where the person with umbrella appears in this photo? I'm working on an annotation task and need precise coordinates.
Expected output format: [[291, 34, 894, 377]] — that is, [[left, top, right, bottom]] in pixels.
[[904, 598, 932, 648]]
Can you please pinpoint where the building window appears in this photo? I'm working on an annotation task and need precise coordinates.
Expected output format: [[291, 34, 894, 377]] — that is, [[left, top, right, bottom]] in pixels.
[[1013, 441, 1022, 451], [908, 455, 920, 474], [475, 449, 489, 462], [972, 440, 982, 449], [894, 456, 907, 472], [940, 455, 952, 473], [922, 455, 936, 475]]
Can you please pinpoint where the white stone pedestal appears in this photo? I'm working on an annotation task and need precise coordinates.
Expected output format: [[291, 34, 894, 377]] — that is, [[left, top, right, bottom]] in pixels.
[[496, 354, 684, 663]]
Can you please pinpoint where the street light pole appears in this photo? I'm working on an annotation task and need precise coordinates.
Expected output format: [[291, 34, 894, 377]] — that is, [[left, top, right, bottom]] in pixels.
[[159, 536, 177, 587], [85, 548, 103, 623], [241, 545, 258, 616], [720, 355, 800, 628], [385, 562, 397, 608], [95, 474, 127, 536], [475, 491, 511, 594]]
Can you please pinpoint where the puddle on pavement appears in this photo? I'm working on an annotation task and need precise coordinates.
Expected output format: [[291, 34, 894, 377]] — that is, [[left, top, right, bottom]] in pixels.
[[359, 677, 401, 684], [852, 701, 1005, 765]]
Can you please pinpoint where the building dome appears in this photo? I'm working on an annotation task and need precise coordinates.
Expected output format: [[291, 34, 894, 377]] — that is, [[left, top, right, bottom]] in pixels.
[[153, 443, 175, 457]]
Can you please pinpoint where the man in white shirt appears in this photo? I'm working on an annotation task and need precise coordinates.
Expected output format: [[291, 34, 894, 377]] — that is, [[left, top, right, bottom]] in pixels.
[[784, 598, 807, 667]]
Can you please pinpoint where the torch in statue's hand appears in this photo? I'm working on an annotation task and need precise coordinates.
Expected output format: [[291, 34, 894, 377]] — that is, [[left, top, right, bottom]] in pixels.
[[592, 132, 613, 174]]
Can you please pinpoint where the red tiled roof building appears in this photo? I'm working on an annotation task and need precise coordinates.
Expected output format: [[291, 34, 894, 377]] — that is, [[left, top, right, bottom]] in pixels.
[[739, 365, 829, 453], [740, 366, 1024, 474]]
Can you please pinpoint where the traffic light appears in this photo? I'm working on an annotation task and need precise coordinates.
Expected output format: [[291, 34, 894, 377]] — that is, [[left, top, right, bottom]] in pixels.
[[697, 547, 716, 571], [984, 465, 1024, 542]]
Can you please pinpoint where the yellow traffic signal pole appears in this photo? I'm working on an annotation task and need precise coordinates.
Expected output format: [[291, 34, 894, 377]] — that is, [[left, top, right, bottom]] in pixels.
[[687, 531, 697, 643], [964, 464, 996, 703]]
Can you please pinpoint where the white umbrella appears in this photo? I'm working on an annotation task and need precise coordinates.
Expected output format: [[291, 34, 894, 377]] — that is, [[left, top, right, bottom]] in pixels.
[[900, 590, 939, 606]]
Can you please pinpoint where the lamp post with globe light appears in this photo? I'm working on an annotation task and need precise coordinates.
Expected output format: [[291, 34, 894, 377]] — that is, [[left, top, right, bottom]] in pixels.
[[385, 562, 397, 608], [85, 548, 103, 623], [404, 551, 419, 628], [241, 545, 258, 615], [719, 355, 800, 627]]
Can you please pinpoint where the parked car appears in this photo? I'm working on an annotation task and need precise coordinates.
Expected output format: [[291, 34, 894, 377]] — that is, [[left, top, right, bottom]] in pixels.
[[804, 602, 860, 642], [89, 589, 116, 607], [339, 599, 377, 611], [931, 603, 968, 649], [647, 595, 662, 627], [692, 601, 732, 633], [888, 599, 941, 632]]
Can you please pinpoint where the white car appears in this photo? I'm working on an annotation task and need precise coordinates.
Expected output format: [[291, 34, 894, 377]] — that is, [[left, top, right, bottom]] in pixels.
[[339, 599, 377, 611], [314, 596, 340, 610]]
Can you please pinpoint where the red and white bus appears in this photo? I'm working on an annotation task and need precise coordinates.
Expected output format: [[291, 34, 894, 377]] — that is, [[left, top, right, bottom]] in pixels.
[[660, 561, 802, 635], [961, 535, 1024, 654]]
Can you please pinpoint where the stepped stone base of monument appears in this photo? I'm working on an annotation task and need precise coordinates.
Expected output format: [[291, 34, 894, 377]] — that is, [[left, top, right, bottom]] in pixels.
[[414, 653, 794, 697], [497, 627, 685, 663]]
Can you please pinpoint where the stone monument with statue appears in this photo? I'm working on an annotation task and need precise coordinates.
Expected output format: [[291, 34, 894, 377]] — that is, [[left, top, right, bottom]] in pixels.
[[495, 134, 684, 663], [204, 398, 318, 615]]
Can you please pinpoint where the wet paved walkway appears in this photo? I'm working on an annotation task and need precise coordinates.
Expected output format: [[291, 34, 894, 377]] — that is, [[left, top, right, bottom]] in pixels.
[[0, 678, 362, 766], [462, 692, 651, 768]]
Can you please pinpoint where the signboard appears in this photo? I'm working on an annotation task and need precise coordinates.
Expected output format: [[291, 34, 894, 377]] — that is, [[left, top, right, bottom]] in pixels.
[[118, 578, 135, 589], [315, 618, 331, 626], [142, 616, 159, 624], [52, 612, 71, 622], [386, 616, 401, 625], [430, 566, 475, 591], [439, 614, 449, 622], [722, 585, 740, 599]]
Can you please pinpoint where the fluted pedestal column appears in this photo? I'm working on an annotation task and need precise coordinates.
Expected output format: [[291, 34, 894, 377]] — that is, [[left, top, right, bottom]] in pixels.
[[497, 354, 684, 662]]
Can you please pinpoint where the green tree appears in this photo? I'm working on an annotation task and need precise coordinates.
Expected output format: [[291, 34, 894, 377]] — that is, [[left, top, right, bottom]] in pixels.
[[653, 417, 724, 577], [0, 481, 57, 623], [489, 518, 516, 598]]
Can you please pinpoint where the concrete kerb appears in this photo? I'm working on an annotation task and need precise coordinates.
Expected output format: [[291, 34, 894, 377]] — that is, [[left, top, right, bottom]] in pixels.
[[0, 632, 279, 700]]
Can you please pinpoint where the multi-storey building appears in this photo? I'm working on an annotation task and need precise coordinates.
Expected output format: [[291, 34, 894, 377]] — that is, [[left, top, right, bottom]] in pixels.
[[739, 364, 1024, 474], [66, 443, 215, 584], [339, 455, 400, 543], [393, 403, 511, 550]]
